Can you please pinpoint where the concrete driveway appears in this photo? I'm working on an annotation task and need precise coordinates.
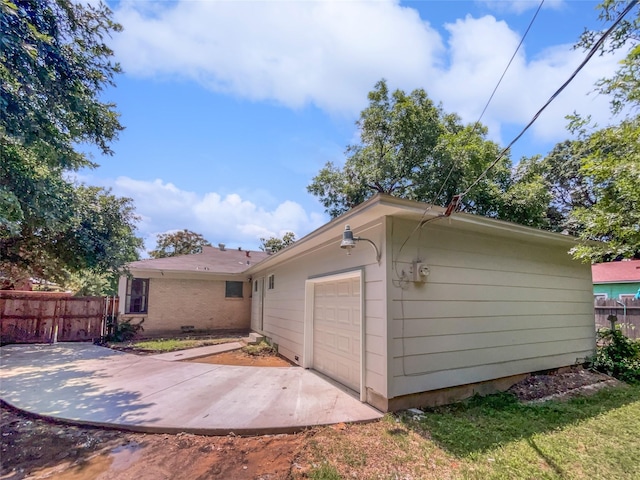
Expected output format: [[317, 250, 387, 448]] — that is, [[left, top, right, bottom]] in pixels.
[[0, 343, 382, 435]]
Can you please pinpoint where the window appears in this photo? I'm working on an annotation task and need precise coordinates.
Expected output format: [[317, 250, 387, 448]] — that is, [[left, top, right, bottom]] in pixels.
[[125, 278, 149, 313], [254, 280, 258, 292], [225, 281, 244, 298], [619, 294, 636, 302], [268, 274, 275, 290]]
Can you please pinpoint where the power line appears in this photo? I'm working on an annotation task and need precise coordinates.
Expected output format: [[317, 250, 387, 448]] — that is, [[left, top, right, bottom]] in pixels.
[[429, 0, 545, 208], [456, 0, 639, 204], [394, 0, 546, 269]]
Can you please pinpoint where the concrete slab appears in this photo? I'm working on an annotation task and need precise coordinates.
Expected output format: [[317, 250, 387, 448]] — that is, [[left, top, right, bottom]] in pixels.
[[0, 343, 382, 435], [149, 342, 243, 361]]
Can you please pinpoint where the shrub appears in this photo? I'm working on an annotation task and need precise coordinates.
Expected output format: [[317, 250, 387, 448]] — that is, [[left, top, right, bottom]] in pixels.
[[590, 327, 640, 384], [106, 318, 145, 342]]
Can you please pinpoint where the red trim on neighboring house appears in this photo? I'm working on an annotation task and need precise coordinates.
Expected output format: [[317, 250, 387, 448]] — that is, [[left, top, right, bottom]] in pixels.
[[592, 260, 640, 283]]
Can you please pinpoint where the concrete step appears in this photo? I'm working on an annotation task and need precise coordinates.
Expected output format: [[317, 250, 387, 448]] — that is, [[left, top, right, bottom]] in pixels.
[[246, 332, 265, 345]]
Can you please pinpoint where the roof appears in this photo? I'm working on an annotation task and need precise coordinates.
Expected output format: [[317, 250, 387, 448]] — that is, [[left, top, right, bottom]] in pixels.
[[592, 260, 640, 284], [126, 246, 270, 275], [247, 193, 580, 274]]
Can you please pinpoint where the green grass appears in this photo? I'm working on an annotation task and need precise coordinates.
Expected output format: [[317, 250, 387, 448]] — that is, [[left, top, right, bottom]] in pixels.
[[241, 340, 277, 356], [125, 337, 240, 352], [304, 384, 640, 480], [413, 385, 640, 479]]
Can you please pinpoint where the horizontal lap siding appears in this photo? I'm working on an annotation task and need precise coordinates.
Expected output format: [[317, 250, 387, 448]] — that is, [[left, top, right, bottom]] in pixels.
[[390, 219, 595, 398], [253, 222, 388, 396]]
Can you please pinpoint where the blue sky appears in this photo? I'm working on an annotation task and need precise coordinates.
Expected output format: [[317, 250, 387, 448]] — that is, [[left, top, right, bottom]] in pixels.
[[79, 0, 629, 253]]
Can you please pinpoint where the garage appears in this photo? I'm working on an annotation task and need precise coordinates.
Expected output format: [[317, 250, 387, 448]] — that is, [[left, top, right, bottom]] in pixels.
[[311, 274, 362, 392]]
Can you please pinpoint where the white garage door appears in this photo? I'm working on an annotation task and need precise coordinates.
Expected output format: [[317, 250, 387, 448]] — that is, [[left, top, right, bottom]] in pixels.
[[313, 275, 361, 392]]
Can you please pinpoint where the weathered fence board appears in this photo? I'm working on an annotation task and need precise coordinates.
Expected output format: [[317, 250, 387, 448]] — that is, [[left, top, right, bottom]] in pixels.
[[594, 298, 640, 339], [0, 291, 118, 344]]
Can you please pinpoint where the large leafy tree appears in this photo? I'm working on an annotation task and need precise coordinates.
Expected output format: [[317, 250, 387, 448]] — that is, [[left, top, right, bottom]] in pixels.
[[578, 0, 640, 115], [259, 232, 296, 253], [0, 0, 141, 285], [148, 230, 212, 258], [512, 141, 597, 233], [568, 0, 640, 261], [569, 117, 640, 261], [308, 80, 547, 225]]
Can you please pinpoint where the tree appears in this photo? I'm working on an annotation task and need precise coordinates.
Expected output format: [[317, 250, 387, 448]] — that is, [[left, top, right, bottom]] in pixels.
[[0, 0, 139, 285], [577, 0, 640, 115], [61, 270, 118, 296], [0, 185, 142, 285], [569, 117, 640, 261], [259, 232, 296, 253], [510, 140, 597, 233], [566, 0, 640, 261], [307, 80, 546, 224], [148, 230, 212, 258]]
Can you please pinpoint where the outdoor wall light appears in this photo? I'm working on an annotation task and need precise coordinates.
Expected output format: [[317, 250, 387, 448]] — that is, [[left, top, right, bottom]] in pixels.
[[340, 225, 381, 264]]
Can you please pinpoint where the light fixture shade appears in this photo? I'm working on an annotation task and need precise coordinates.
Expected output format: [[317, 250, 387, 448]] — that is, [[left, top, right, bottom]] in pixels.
[[340, 224, 356, 248]]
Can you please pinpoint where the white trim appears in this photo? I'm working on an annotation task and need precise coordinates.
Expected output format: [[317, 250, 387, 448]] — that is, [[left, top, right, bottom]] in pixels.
[[594, 293, 608, 300], [304, 269, 365, 402]]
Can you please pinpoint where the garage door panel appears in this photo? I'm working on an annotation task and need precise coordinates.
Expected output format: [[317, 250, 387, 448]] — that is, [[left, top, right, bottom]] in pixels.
[[337, 307, 353, 325], [313, 275, 361, 392]]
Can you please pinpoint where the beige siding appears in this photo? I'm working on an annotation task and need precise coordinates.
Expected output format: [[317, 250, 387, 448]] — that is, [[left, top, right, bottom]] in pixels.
[[123, 277, 252, 335], [389, 217, 595, 398], [252, 222, 388, 398]]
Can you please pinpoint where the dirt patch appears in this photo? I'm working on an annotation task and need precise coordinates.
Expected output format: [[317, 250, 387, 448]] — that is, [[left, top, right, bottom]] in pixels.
[[508, 367, 622, 402], [186, 349, 296, 367], [1, 368, 622, 479], [1, 404, 306, 480]]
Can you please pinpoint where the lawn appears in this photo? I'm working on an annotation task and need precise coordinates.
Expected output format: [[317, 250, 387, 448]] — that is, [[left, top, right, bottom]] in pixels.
[[299, 384, 640, 480], [113, 336, 243, 352]]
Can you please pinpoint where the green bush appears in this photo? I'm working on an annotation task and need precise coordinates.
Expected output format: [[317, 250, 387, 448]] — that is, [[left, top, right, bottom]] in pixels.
[[106, 318, 145, 342], [590, 327, 640, 384]]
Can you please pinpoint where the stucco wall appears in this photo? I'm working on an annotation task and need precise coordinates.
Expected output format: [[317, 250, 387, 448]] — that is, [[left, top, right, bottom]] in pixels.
[[389, 217, 596, 399], [121, 277, 251, 335]]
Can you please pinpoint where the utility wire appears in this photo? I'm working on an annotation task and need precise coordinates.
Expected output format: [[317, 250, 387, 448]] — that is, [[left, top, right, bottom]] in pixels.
[[456, 0, 639, 203], [394, 0, 545, 270], [429, 0, 545, 208]]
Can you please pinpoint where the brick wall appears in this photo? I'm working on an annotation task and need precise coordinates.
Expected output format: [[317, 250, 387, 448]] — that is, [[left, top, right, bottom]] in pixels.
[[123, 277, 251, 335]]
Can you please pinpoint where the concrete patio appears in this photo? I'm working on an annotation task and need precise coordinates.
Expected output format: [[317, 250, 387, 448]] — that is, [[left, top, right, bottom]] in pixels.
[[0, 343, 382, 435]]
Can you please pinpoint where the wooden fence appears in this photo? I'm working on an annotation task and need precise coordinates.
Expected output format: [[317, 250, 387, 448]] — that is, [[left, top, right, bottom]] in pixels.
[[594, 298, 640, 340], [0, 291, 118, 344]]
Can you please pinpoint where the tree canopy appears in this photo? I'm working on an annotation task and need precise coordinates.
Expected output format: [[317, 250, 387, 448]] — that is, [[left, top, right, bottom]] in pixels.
[[568, 0, 640, 261], [510, 1, 640, 262], [259, 232, 296, 253], [308, 79, 548, 226], [1, 0, 141, 285], [148, 230, 212, 258]]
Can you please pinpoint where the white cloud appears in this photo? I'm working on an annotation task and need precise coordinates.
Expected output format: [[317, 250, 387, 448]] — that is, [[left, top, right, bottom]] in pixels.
[[430, 15, 624, 144], [112, 0, 443, 115], [112, 0, 624, 148], [110, 177, 326, 251]]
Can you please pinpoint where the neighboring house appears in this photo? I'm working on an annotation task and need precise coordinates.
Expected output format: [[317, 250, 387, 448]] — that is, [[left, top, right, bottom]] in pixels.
[[592, 260, 640, 301], [118, 245, 269, 335], [246, 194, 595, 412]]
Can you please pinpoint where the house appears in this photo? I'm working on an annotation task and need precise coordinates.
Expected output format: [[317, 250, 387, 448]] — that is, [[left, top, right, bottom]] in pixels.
[[118, 245, 269, 335], [592, 260, 640, 301], [245, 194, 595, 411]]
